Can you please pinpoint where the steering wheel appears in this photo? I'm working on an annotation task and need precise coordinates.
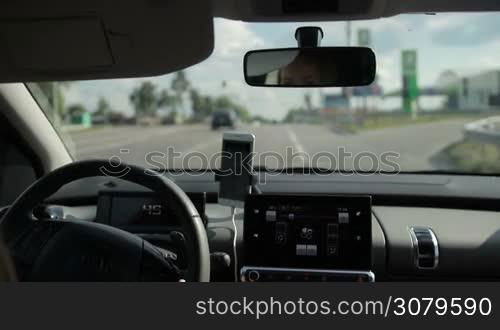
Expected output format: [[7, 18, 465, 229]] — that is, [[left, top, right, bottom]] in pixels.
[[0, 160, 210, 282]]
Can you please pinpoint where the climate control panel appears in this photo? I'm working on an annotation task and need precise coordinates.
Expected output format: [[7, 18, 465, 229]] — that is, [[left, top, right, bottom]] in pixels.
[[242, 194, 373, 281]]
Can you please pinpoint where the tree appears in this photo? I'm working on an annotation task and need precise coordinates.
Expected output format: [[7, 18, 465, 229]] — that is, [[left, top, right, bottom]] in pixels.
[[190, 89, 215, 121], [251, 115, 272, 124], [213, 95, 251, 122], [158, 89, 176, 109], [171, 71, 190, 116], [36, 82, 72, 123], [284, 107, 307, 123], [129, 81, 159, 117], [202, 96, 215, 115], [214, 95, 232, 109], [304, 92, 312, 111], [189, 89, 202, 120], [67, 104, 87, 118], [95, 98, 112, 117], [157, 89, 179, 122], [232, 103, 251, 122]]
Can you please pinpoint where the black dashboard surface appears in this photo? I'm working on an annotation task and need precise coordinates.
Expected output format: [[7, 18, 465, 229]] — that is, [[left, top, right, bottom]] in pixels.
[[46, 172, 500, 211], [40, 172, 500, 281]]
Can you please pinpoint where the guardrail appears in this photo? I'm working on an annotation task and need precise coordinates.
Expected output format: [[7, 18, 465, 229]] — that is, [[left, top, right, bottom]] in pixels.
[[463, 116, 500, 144]]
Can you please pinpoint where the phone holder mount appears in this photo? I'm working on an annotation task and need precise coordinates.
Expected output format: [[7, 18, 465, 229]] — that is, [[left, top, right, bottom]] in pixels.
[[295, 26, 324, 48], [251, 174, 262, 195]]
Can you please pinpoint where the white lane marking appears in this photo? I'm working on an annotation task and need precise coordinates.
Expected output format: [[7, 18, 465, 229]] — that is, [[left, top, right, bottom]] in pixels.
[[285, 125, 307, 167], [286, 125, 306, 153]]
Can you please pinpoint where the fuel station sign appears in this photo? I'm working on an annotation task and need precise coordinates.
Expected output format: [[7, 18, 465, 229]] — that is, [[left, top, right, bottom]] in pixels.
[[402, 50, 418, 114]]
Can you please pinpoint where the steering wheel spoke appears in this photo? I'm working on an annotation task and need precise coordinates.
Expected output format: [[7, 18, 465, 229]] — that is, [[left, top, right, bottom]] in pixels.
[[8, 219, 65, 280]]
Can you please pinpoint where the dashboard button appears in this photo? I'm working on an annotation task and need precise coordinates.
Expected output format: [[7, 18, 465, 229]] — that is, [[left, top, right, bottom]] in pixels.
[[275, 233, 286, 246], [266, 210, 277, 222], [275, 222, 288, 246], [339, 212, 349, 224], [299, 226, 314, 241], [327, 245, 338, 256], [327, 223, 339, 235], [327, 235, 338, 244], [296, 244, 307, 256], [306, 244, 317, 256]]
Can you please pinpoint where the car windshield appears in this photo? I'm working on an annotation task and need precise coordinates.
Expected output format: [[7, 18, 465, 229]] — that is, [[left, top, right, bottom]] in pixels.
[[28, 13, 500, 174]]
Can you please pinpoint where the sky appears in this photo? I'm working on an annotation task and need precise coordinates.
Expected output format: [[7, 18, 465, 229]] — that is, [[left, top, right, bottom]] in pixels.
[[64, 12, 500, 120]]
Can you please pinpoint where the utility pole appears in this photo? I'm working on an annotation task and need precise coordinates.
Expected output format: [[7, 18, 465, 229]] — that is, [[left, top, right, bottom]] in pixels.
[[52, 82, 61, 126], [346, 21, 352, 46], [344, 22, 352, 113]]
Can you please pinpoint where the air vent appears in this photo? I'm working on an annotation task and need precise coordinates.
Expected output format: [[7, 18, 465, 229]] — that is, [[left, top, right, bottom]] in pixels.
[[409, 227, 439, 269]]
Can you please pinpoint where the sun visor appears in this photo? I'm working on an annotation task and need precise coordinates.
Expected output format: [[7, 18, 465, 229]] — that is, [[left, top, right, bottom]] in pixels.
[[0, 0, 214, 82], [4, 18, 113, 71]]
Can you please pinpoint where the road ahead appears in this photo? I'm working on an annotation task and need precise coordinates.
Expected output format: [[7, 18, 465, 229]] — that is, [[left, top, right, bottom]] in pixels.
[[66, 119, 468, 172]]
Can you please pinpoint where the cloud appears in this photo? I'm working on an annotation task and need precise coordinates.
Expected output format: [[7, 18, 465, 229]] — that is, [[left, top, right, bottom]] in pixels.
[[63, 14, 500, 122], [376, 52, 400, 91], [429, 13, 500, 46], [186, 19, 304, 119], [213, 20, 267, 60]]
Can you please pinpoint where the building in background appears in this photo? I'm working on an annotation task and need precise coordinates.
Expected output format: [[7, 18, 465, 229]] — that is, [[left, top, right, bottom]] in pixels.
[[457, 70, 500, 111]]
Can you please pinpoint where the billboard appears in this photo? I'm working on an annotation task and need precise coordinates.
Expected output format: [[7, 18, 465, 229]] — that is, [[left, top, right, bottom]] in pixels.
[[324, 94, 349, 109]]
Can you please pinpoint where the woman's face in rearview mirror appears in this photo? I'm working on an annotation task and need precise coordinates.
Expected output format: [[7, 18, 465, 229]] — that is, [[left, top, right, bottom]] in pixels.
[[279, 54, 322, 86], [248, 47, 373, 87]]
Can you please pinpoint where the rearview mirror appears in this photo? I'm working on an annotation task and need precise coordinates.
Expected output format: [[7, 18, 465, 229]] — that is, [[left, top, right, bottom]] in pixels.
[[244, 47, 376, 87]]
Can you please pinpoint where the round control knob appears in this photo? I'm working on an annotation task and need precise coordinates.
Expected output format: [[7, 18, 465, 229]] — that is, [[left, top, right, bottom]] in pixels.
[[248, 270, 260, 282]]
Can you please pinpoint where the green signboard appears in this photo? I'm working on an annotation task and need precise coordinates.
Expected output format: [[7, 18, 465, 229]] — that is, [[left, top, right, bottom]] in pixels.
[[401, 50, 418, 114], [71, 112, 92, 128], [357, 29, 371, 47]]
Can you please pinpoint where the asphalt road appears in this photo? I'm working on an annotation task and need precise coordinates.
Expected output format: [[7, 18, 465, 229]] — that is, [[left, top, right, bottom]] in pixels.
[[66, 119, 469, 172]]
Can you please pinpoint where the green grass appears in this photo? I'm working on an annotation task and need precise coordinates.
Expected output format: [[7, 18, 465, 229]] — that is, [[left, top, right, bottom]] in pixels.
[[61, 125, 114, 134], [335, 113, 492, 133], [442, 141, 500, 173]]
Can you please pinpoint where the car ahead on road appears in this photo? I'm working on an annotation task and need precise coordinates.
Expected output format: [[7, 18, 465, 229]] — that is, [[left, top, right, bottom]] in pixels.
[[211, 110, 238, 130], [1, 0, 500, 286]]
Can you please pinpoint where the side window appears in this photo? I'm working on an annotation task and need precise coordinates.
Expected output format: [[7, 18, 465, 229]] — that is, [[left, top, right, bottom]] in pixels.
[[0, 128, 38, 207]]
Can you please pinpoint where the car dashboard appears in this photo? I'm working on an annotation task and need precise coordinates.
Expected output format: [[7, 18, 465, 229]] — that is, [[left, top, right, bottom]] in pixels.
[[36, 171, 500, 282]]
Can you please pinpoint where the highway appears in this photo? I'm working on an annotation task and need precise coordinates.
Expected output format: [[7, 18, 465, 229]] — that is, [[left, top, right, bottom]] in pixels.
[[66, 119, 469, 172]]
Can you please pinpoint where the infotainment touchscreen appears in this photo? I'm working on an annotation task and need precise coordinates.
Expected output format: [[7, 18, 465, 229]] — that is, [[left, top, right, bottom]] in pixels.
[[243, 194, 372, 270]]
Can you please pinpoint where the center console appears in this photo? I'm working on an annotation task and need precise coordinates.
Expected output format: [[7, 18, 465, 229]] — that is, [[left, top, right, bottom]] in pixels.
[[241, 194, 374, 282]]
